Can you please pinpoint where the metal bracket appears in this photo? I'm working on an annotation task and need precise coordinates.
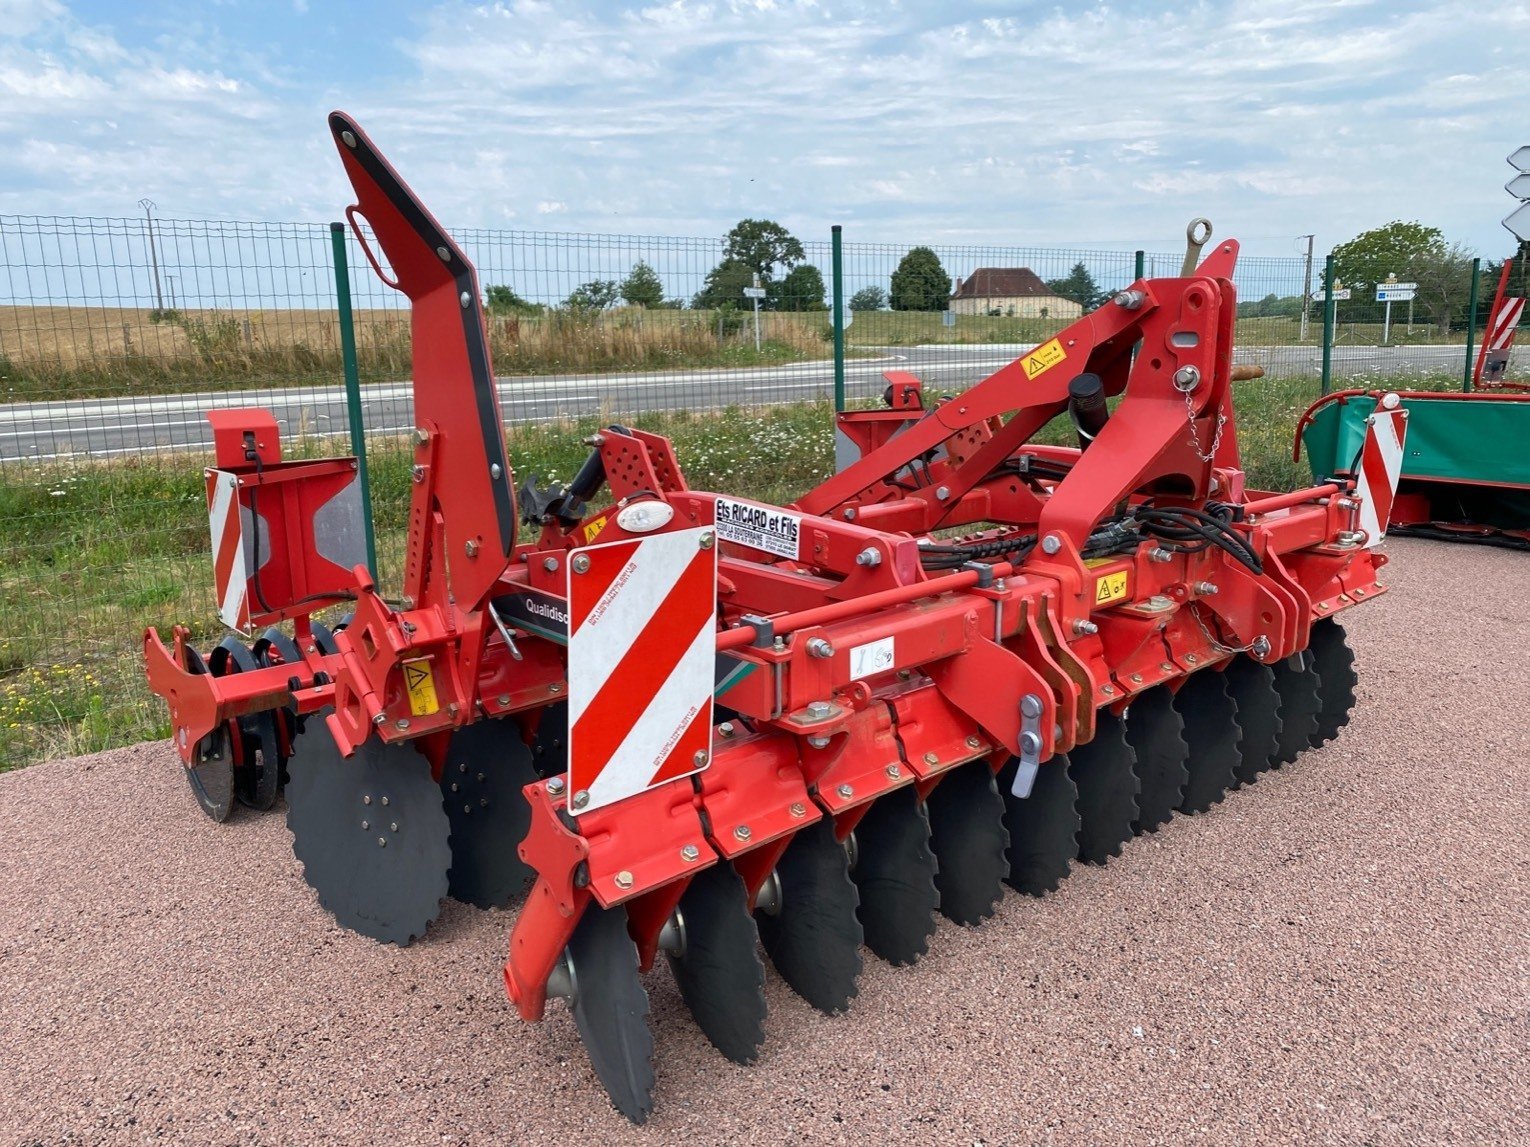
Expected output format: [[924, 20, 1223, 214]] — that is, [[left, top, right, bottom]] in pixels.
[[961, 560, 994, 588], [739, 613, 776, 649], [1008, 692, 1045, 798]]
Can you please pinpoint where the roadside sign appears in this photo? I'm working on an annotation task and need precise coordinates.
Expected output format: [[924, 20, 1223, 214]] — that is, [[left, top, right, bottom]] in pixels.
[[1507, 173, 1530, 198], [741, 286, 766, 299], [1510, 145, 1530, 172], [942, 311, 956, 327], [1314, 289, 1351, 301], [1376, 287, 1416, 301], [1506, 201, 1530, 242]]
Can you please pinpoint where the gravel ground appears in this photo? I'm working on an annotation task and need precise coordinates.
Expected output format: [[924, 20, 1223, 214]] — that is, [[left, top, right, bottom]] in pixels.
[[2, 537, 1526, 1146]]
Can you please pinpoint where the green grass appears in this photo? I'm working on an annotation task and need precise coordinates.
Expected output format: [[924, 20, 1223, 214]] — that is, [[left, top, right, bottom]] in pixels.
[[0, 374, 1464, 769]]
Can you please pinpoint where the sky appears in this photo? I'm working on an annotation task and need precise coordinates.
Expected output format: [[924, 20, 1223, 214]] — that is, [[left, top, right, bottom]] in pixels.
[[2, 0, 1529, 261]]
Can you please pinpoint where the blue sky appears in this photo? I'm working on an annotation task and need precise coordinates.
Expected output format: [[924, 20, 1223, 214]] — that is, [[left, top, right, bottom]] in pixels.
[[3, 0, 1529, 259]]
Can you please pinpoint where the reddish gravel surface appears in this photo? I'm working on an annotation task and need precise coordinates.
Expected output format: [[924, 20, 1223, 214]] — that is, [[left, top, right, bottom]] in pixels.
[[2, 537, 1527, 1146]]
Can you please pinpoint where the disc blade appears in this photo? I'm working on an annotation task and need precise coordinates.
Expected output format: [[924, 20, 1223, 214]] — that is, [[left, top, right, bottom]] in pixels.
[[852, 785, 940, 964], [668, 862, 767, 1063], [529, 700, 567, 779], [999, 755, 1079, 896], [1269, 652, 1321, 766], [1223, 657, 1281, 786], [925, 760, 1010, 926], [1308, 619, 1358, 748], [1174, 671, 1240, 814], [185, 729, 236, 823], [235, 710, 282, 811], [755, 817, 863, 1014], [1123, 686, 1188, 833], [1070, 711, 1139, 864], [567, 904, 656, 1125], [285, 728, 451, 945], [439, 719, 539, 909]]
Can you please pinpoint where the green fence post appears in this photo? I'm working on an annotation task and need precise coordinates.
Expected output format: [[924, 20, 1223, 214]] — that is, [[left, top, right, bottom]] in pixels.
[[1462, 257, 1481, 393], [1134, 249, 1145, 282], [831, 224, 845, 412], [329, 222, 378, 577], [1320, 254, 1335, 396]]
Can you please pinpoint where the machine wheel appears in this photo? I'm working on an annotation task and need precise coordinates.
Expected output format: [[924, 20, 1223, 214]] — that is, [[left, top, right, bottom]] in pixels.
[[439, 719, 539, 909], [285, 729, 451, 945], [755, 817, 863, 1014], [1069, 711, 1140, 864], [925, 760, 1010, 925], [999, 755, 1079, 896], [1308, 619, 1358, 748], [1174, 671, 1240, 813], [1123, 687, 1189, 832], [668, 862, 767, 1064], [566, 904, 656, 1125], [851, 785, 940, 965]]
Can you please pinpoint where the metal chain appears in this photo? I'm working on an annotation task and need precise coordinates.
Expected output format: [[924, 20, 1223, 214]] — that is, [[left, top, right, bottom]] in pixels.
[[1189, 601, 1254, 656], [1184, 385, 1226, 464]]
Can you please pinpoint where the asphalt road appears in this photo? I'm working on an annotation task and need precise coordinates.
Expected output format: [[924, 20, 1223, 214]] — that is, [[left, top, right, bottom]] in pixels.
[[0, 342, 1471, 464]]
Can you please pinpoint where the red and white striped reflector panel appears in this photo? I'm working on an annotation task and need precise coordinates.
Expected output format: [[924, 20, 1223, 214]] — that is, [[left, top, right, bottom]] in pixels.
[[1356, 403, 1409, 547], [1488, 297, 1523, 353], [566, 526, 717, 815], [207, 469, 252, 630]]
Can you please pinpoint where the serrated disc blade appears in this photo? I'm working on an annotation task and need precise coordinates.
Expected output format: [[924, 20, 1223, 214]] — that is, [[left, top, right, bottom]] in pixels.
[[1269, 652, 1321, 766], [235, 709, 282, 811], [1123, 686, 1188, 832], [528, 700, 567, 779], [1308, 620, 1358, 748], [1175, 671, 1240, 813], [852, 785, 940, 965], [669, 862, 767, 1063], [1070, 711, 1140, 864], [285, 728, 450, 945], [439, 719, 538, 909], [925, 760, 1010, 926], [185, 731, 236, 823], [755, 817, 863, 1014], [999, 755, 1079, 896], [567, 905, 656, 1125], [1223, 658, 1281, 786]]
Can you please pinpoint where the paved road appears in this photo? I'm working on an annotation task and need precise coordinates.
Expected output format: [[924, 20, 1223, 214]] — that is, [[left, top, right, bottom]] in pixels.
[[0, 342, 1471, 463]]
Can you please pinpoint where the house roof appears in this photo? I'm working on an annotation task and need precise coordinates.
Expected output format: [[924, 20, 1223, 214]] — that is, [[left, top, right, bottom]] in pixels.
[[951, 267, 1058, 300]]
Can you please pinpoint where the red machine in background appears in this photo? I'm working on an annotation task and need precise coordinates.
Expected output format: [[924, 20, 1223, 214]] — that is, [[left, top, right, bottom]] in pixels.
[[144, 114, 1407, 1123]]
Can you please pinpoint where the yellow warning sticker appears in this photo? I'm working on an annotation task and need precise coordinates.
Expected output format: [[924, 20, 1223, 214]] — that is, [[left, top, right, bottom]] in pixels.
[[1094, 571, 1129, 606], [582, 515, 608, 544], [1020, 338, 1067, 381], [402, 659, 439, 716]]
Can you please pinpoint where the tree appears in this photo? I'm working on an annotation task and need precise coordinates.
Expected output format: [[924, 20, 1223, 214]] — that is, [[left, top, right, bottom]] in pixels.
[[773, 264, 826, 311], [722, 219, 804, 282], [1331, 220, 1475, 333], [566, 279, 619, 311], [620, 261, 664, 308], [484, 284, 541, 315], [1045, 262, 1104, 310], [890, 247, 952, 311], [849, 286, 887, 312], [691, 257, 756, 310]]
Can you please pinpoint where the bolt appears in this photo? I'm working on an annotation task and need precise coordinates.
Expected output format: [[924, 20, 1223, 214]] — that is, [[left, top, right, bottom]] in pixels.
[[855, 547, 882, 567], [681, 844, 700, 862], [1186, 653, 1199, 665], [699, 532, 715, 550], [378, 837, 387, 847], [773, 636, 788, 653], [806, 735, 831, 749], [1148, 547, 1174, 562], [436, 245, 451, 262], [886, 763, 902, 779], [843, 508, 857, 520], [1131, 673, 1143, 683], [1173, 365, 1201, 391], [614, 870, 633, 890], [459, 290, 472, 308], [396, 718, 410, 731], [993, 578, 1007, 592], [806, 637, 834, 659], [390, 821, 399, 832], [1336, 497, 1357, 510], [1194, 581, 1218, 595], [789, 802, 807, 818], [1041, 534, 1062, 555], [464, 540, 480, 558], [734, 825, 752, 841], [1020, 693, 1044, 719], [836, 783, 854, 799], [805, 700, 833, 720], [541, 556, 559, 573], [571, 790, 589, 809], [1161, 662, 1173, 672], [414, 428, 430, 446], [546, 776, 566, 796], [1102, 684, 1116, 696], [693, 749, 709, 767], [401, 595, 415, 609], [549, 683, 562, 694], [341, 130, 358, 148], [1354, 586, 1366, 597], [463, 804, 471, 814], [363, 794, 373, 805], [371, 713, 387, 727], [381, 797, 390, 807], [1114, 289, 1145, 309], [935, 485, 951, 501], [361, 820, 369, 830], [490, 462, 502, 479], [1252, 636, 1272, 659], [923, 751, 939, 765], [1020, 731, 1043, 756], [966, 735, 982, 749], [571, 554, 591, 574], [411, 465, 426, 484], [1072, 619, 1100, 637]]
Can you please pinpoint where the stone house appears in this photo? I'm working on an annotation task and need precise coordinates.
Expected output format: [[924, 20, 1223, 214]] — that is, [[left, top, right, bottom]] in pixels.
[[948, 268, 1082, 319]]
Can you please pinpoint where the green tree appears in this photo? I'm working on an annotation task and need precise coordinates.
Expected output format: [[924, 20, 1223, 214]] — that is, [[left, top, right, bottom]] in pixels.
[[691, 257, 756, 310], [849, 286, 887, 312], [1332, 221, 1477, 333], [890, 247, 952, 311], [620, 261, 664, 308], [566, 279, 620, 311], [1045, 262, 1104, 310], [722, 219, 805, 282], [773, 264, 826, 311], [484, 284, 541, 315]]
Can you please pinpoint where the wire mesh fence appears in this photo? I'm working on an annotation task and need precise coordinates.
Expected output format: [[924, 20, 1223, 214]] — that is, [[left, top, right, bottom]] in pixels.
[[0, 211, 1498, 766]]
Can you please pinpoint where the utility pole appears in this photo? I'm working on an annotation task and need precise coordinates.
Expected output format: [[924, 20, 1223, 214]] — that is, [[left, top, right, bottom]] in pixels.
[[140, 198, 165, 312], [1298, 233, 1315, 342]]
